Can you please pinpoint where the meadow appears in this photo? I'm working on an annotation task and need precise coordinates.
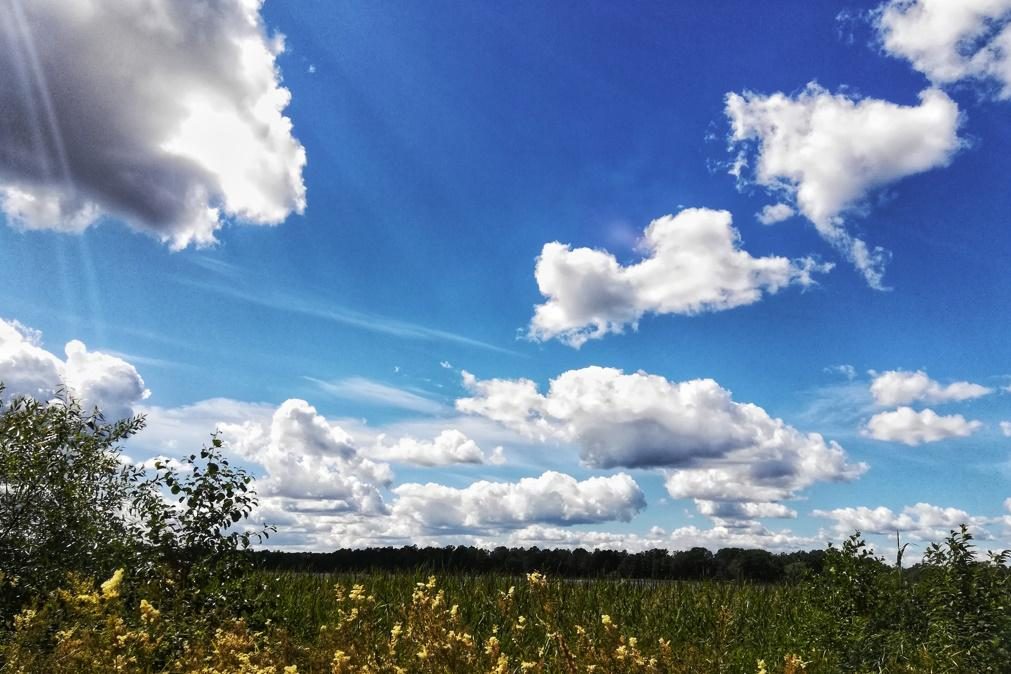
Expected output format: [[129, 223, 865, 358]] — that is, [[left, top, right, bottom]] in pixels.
[[2, 394, 1011, 673]]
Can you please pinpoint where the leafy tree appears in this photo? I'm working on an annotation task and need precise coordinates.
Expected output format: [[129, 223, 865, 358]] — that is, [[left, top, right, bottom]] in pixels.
[[0, 386, 271, 625], [130, 436, 274, 614], [0, 388, 144, 618]]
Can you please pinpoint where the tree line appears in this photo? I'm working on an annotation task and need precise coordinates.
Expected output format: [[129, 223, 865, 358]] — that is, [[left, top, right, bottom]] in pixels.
[[251, 544, 830, 583]]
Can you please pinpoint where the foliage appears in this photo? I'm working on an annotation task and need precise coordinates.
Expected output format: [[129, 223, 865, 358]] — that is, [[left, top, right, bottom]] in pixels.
[[130, 436, 274, 618], [0, 387, 271, 631], [0, 389, 144, 618]]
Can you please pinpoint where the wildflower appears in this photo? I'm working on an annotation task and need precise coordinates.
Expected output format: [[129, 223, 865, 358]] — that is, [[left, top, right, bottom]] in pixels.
[[756, 659, 768, 674], [101, 568, 124, 599], [349, 584, 367, 601], [283, 667, 298, 674], [520, 662, 537, 671], [331, 650, 351, 671], [526, 571, 548, 587], [139, 599, 160, 624], [14, 608, 37, 631], [485, 635, 500, 656], [601, 614, 613, 627], [417, 646, 429, 660]]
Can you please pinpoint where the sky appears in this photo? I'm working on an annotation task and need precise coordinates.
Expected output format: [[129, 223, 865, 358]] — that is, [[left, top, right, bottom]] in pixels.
[[2, 0, 1011, 556]]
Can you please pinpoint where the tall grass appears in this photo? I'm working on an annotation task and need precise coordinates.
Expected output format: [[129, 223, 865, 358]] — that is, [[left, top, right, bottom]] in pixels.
[[2, 528, 1009, 673]]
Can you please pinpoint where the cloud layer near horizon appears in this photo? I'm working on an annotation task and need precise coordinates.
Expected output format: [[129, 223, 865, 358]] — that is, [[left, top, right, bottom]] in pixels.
[[457, 366, 866, 508], [0, 0, 305, 248]]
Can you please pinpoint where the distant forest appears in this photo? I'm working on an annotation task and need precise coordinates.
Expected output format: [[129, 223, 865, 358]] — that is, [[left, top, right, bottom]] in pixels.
[[251, 545, 834, 583]]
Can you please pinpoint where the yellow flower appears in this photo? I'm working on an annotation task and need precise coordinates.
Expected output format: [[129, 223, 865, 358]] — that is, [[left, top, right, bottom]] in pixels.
[[283, 667, 298, 674], [526, 571, 548, 587], [600, 614, 613, 627], [417, 646, 429, 660], [139, 599, 160, 624], [756, 659, 768, 674], [101, 568, 124, 599]]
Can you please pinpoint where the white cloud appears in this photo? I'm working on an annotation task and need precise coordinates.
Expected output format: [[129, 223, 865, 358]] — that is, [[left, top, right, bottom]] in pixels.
[[756, 203, 796, 225], [876, 0, 1011, 98], [368, 429, 505, 466], [219, 399, 392, 516], [814, 502, 986, 541], [0, 0, 305, 248], [693, 499, 797, 521], [497, 522, 816, 553], [390, 471, 645, 532], [726, 83, 962, 288], [1001, 421, 1011, 437], [0, 317, 148, 419], [869, 369, 992, 406], [863, 406, 983, 445], [457, 366, 865, 505], [528, 208, 830, 347], [824, 364, 857, 380]]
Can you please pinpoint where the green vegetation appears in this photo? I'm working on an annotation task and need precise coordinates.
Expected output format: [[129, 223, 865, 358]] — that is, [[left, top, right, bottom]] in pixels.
[[1, 389, 1010, 672]]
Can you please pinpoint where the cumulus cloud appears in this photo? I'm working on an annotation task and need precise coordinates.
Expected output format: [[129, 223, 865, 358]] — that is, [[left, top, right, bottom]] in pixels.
[[390, 471, 645, 533], [863, 406, 983, 445], [756, 203, 796, 225], [870, 369, 993, 406], [0, 317, 148, 418], [693, 499, 797, 522], [875, 0, 1011, 98], [220, 399, 392, 516], [726, 83, 962, 288], [0, 0, 305, 248], [457, 366, 865, 505], [814, 502, 986, 541], [368, 429, 505, 466], [528, 208, 830, 347]]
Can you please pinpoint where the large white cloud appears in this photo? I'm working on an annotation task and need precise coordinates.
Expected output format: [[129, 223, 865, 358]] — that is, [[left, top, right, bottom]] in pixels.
[[875, 0, 1011, 98], [0, 0, 305, 248], [457, 366, 865, 505], [726, 83, 962, 288], [220, 399, 392, 516], [0, 317, 148, 419], [869, 369, 992, 406], [528, 208, 830, 347], [368, 429, 505, 466], [390, 471, 645, 533], [863, 406, 983, 445]]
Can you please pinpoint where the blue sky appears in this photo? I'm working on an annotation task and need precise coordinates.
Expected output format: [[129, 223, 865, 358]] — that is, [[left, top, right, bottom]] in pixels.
[[2, 0, 1010, 553]]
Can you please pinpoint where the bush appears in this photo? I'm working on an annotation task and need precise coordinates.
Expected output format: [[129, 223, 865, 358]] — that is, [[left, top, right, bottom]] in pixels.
[[0, 390, 145, 619], [0, 387, 271, 631]]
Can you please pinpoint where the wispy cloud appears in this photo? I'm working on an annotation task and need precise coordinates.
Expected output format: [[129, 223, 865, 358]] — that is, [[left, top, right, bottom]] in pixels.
[[179, 279, 522, 356], [306, 376, 446, 415]]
